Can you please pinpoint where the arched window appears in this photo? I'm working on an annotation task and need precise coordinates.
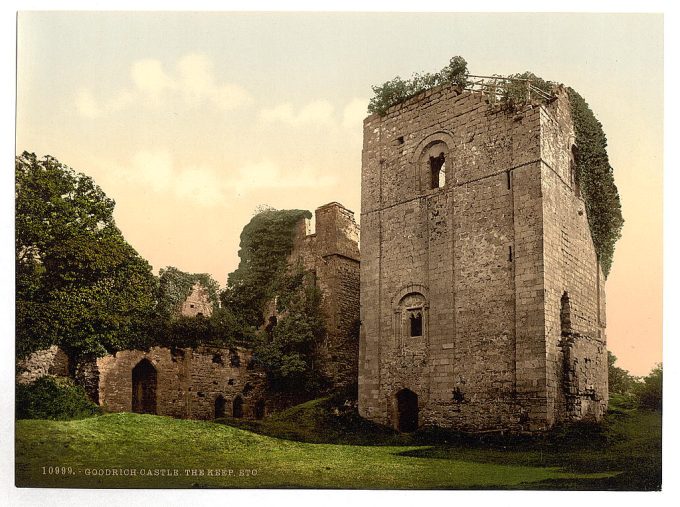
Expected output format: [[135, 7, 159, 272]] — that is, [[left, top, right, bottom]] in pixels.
[[214, 395, 226, 419], [570, 145, 581, 197], [418, 141, 450, 191], [430, 152, 446, 189], [232, 395, 244, 418], [394, 291, 428, 347], [254, 399, 266, 420]]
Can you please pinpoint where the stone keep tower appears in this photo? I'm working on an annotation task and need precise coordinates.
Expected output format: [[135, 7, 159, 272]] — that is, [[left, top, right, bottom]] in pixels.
[[358, 84, 608, 433]]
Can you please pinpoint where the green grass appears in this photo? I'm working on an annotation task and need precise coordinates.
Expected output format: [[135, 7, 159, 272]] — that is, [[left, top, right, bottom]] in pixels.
[[15, 397, 661, 490]]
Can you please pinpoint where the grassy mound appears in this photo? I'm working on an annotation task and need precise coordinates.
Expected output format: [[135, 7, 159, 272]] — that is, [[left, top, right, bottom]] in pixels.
[[217, 395, 397, 445], [15, 395, 660, 490], [16, 412, 622, 489]]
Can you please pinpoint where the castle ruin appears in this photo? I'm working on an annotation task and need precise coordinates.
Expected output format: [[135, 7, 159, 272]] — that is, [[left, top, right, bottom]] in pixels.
[[358, 84, 608, 432], [18, 203, 360, 421], [281, 202, 360, 388]]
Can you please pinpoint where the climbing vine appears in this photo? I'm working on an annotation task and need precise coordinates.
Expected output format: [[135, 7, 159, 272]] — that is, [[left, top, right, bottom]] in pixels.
[[221, 208, 312, 328], [156, 266, 220, 319], [368, 56, 469, 116]]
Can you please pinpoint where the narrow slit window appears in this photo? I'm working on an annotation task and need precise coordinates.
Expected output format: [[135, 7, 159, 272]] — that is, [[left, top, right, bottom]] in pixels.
[[508, 246, 513, 262], [506, 171, 512, 190]]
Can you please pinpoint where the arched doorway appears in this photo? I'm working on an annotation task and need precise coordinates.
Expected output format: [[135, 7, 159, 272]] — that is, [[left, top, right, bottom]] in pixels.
[[396, 388, 418, 432], [132, 358, 157, 414], [214, 395, 226, 419], [254, 399, 265, 419], [232, 395, 243, 418]]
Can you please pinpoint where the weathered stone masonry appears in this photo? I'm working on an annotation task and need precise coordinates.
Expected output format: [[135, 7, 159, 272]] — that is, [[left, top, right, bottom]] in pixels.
[[180, 282, 214, 318], [18, 202, 360, 420], [358, 84, 607, 432], [79, 346, 267, 420], [274, 202, 361, 389]]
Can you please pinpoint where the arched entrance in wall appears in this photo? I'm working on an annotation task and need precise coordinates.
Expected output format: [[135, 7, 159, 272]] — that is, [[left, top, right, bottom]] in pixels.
[[254, 399, 266, 419], [395, 388, 419, 432], [233, 395, 244, 418], [214, 395, 226, 419], [132, 358, 157, 414]]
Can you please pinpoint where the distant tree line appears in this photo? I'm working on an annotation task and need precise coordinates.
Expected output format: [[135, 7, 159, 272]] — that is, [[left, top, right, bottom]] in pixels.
[[608, 352, 662, 411]]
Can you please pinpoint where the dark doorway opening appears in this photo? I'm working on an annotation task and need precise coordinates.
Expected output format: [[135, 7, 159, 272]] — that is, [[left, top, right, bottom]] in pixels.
[[233, 395, 244, 418], [132, 358, 157, 414], [215, 395, 226, 418], [254, 399, 266, 419], [396, 388, 418, 432]]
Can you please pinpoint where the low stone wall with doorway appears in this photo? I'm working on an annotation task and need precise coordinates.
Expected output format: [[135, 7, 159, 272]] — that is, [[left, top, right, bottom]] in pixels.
[[79, 345, 268, 421]]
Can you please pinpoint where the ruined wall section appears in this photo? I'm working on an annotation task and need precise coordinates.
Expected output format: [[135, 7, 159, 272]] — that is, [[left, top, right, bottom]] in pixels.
[[540, 89, 608, 423], [359, 85, 549, 431], [89, 346, 267, 420], [286, 202, 360, 388], [179, 283, 214, 318], [16, 345, 71, 384]]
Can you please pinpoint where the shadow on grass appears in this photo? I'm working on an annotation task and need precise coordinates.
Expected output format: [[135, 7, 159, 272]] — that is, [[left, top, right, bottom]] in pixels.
[[216, 394, 661, 491]]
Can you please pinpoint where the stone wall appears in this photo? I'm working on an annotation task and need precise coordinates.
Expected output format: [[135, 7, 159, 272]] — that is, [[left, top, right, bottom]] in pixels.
[[16, 345, 70, 384], [180, 282, 214, 318], [80, 346, 267, 420], [358, 84, 607, 433], [278, 202, 361, 388], [539, 89, 608, 423]]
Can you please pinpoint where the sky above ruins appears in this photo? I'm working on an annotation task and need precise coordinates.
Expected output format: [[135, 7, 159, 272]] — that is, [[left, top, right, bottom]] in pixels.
[[15, 11, 663, 376]]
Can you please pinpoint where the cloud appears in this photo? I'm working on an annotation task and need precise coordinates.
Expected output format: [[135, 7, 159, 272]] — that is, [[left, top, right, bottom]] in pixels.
[[259, 100, 335, 127], [175, 53, 252, 109], [229, 160, 338, 195], [113, 150, 337, 206], [131, 59, 174, 96], [76, 53, 252, 118], [342, 98, 368, 129], [259, 98, 367, 129], [75, 89, 134, 119]]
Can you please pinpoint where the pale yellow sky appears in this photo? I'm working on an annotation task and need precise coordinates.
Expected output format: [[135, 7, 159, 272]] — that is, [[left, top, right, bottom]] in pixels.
[[15, 12, 663, 376]]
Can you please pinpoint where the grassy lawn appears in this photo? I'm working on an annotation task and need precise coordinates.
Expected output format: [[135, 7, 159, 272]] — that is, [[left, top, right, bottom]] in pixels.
[[15, 397, 661, 490]]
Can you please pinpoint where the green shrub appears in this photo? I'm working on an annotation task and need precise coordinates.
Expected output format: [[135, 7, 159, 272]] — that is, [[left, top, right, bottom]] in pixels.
[[16, 376, 101, 420], [368, 56, 469, 115], [635, 364, 662, 411]]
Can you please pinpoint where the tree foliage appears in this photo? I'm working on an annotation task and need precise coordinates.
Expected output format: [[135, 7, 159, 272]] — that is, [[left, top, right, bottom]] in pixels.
[[221, 208, 312, 328], [16, 152, 157, 359], [156, 266, 220, 319], [252, 268, 327, 392], [368, 56, 469, 116], [608, 351, 638, 396], [635, 364, 662, 411]]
